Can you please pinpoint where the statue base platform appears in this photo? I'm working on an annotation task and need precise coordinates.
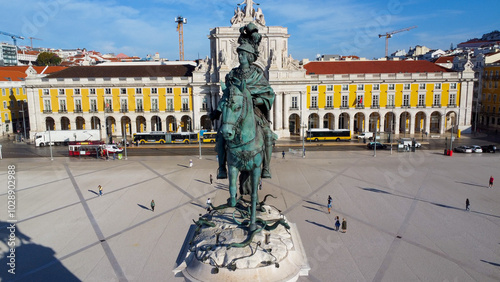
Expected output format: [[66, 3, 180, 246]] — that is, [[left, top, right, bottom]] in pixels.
[[174, 205, 310, 281]]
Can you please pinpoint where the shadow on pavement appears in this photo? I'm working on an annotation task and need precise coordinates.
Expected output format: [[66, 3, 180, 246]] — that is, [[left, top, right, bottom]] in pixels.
[[0, 221, 79, 281], [305, 219, 334, 231], [137, 204, 151, 211], [302, 205, 325, 214]]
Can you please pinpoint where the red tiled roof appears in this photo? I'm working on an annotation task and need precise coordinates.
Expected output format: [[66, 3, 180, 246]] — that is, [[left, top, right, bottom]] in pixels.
[[0, 70, 26, 81], [304, 60, 454, 75], [45, 64, 195, 78], [434, 56, 455, 64], [0, 66, 67, 74]]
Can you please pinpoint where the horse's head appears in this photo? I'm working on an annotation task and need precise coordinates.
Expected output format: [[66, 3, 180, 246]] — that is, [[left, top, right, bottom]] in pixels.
[[221, 85, 246, 141]]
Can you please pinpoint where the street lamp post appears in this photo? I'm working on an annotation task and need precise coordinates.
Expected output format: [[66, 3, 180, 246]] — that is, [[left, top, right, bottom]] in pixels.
[[20, 103, 27, 141], [302, 123, 305, 158]]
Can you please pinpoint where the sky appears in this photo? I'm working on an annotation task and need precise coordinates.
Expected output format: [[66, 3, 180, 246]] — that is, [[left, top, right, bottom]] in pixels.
[[1, 0, 499, 61]]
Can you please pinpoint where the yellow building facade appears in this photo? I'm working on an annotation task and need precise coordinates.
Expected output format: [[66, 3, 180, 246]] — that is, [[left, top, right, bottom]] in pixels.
[[25, 63, 209, 141], [479, 63, 500, 129]]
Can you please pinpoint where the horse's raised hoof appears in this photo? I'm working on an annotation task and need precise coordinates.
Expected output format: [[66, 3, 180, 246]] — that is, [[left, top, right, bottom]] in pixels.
[[261, 168, 271, 179], [217, 167, 228, 179], [228, 197, 237, 207]]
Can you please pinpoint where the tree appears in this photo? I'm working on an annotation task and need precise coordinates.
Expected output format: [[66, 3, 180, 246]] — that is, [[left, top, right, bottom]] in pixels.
[[36, 52, 62, 66]]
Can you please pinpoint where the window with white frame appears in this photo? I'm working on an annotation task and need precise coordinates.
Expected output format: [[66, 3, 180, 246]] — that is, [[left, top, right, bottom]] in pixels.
[[326, 95, 333, 108], [357, 84, 364, 91], [59, 99, 67, 112], [403, 93, 410, 107], [167, 87, 173, 94], [435, 83, 441, 90], [342, 84, 348, 91], [419, 83, 426, 90], [136, 98, 143, 111], [90, 99, 97, 112], [90, 88, 96, 95], [58, 89, 65, 95], [449, 93, 456, 106], [43, 89, 49, 95], [105, 98, 112, 112], [151, 87, 158, 94], [120, 88, 126, 94], [311, 85, 318, 92], [433, 93, 441, 106], [74, 88, 81, 95], [404, 83, 411, 90], [201, 97, 208, 110], [3, 101, 6, 109], [151, 97, 159, 111], [388, 84, 395, 90], [311, 96, 318, 108], [75, 99, 82, 112], [120, 98, 128, 112], [450, 83, 457, 90], [136, 88, 142, 95], [356, 94, 363, 107], [327, 85, 333, 91], [341, 95, 348, 108], [182, 97, 189, 111], [418, 93, 425, 106], [373, 84, 380, 91], [387, 93, 395, 106], [2, 89, 6, 96], [105, 88, 111, 94], [372, 94, 379, 107], [167, 98, 174, 111], [182, 87, 188, 94], [43, 99, 52, 112], [291, 96, 298, 109]]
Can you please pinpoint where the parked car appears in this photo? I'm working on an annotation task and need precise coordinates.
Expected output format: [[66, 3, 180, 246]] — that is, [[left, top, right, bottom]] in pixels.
[[470, 145, 483, 153], [453, 146, 472, 153], [103, 144, 123, 154], [367, 142, 387, 150], [357, 132, 373, 139], [481, 145, 497, 153]]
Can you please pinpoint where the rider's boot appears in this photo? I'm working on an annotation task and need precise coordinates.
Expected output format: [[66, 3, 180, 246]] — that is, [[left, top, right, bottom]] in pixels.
[[217, 153, 228, 179], [261, 140, 272, 179]]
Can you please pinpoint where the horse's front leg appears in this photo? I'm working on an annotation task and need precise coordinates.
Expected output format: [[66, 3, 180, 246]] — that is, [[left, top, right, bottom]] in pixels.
[[228, 165, 239, 207], [249, 166, 262, 232]]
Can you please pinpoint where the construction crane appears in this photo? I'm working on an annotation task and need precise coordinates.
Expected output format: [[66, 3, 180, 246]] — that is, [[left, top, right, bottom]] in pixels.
[[175, 16, 187, 61], [379, 26, 417, 58], [28, 37, 43, 49], [0, 30, 25, 46]]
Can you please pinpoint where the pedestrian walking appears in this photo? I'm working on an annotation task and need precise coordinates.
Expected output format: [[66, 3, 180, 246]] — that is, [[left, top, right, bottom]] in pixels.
[[327, 195, 332, 214], [189, 159, 193, 168], [282, 150, 285, 159], [335, 216, 340, 231], [341, 218, 347, 233], [489, 175, 494, 188], [98, 185, 103, 196], [151, 200, 155, 212], [210, 174, 213, 185], [206, 198, 211, 212], [466, 198, 470, 211]]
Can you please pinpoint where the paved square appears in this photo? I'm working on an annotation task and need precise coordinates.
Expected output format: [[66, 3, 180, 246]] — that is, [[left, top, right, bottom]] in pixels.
[[1, 149, 500, 281]]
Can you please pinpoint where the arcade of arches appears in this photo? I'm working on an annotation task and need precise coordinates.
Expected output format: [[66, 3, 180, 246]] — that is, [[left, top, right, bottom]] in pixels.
[[43, 114, 214, 137], [287, 111, 458, 135]]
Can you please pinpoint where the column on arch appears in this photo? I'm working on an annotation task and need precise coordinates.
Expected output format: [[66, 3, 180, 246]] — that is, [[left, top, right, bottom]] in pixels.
[[283, 92, 290, 132]]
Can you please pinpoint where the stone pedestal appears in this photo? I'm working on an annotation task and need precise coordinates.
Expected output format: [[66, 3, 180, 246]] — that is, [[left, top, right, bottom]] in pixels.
[[174, 205, 309, 281]]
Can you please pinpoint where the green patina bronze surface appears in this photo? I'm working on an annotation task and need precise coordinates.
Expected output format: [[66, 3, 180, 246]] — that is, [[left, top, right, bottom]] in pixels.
[[211, 22, 276, 233]]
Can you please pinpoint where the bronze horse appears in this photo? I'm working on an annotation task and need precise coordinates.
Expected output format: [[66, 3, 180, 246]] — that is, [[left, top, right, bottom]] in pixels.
[[220, 80, 264, 232]]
